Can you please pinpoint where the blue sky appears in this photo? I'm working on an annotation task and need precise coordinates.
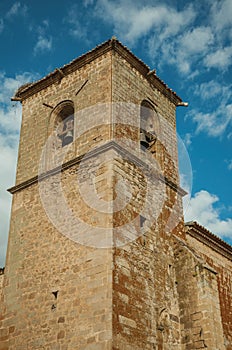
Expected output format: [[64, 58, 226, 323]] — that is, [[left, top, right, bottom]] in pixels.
[[0, 0, 232, 266]]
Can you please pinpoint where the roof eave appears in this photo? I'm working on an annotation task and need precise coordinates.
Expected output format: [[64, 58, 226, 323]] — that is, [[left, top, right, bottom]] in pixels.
[[185, 221, 232, 260], [12, 38, 182, 105]]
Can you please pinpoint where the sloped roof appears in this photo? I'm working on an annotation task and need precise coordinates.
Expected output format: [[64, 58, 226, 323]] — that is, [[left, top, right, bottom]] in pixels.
[[12, 37, 182, 105], [185, 221, 232, 261]]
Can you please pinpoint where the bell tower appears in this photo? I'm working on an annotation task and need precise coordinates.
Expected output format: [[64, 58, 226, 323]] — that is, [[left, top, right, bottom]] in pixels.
[[1, 38, 189, 349]]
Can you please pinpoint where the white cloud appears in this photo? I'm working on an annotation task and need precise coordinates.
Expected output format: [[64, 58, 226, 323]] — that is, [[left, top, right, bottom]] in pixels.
[[226, 160, 232, 171], [83, 0, 95, 7], [184, 190, 232, 239], [194, 80, 230, 100], [96, 0, 196, 45], [0, 19, 4, 33], [167, 26, 214, 74], [0, 104, 22, 135], [65, 5, 92, 44], [0, 72, 35, 105], [6, 2, 27, 19], [0, 2, 27, 38], [0, 133, 19, 267], [0, 117, 19, 266], [204, 46, 232, 70], [93, 0, 230, 75], [95, 0, 203, 75], [6, 2, 21, 17], [63, 0, 232, 75], [211, 0, 232, 32], [0, 72, 38, 267], [178, 133, 193, 219], [34, 35, 52, 54], [190, 80, 232, 138], [33, 20, 53, 55], [180, 27, 214, 55], [188, 80, 232, 138], [183, 133, 192, 147], [154, 5, 232, 74], [191, 107, 232, 137]]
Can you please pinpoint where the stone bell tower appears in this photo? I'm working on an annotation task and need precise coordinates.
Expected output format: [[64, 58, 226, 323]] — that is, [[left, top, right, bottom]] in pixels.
[[1, 38, 221, 350]]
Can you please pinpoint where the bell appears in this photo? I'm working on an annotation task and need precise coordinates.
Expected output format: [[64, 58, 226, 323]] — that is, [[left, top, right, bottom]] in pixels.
[[63, 130, 73, 145], [140, 132, 149, 149]]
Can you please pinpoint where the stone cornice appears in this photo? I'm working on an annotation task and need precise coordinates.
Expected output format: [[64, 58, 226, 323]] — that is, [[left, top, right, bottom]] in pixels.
[[8, 141, 186, 197], [12, 38, 182, 106], [185, 221, 232, 261]]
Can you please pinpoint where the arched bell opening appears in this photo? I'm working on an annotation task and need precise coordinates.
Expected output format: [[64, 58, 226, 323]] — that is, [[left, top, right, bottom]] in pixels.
[[140, 100, 157, 151], [54, 101, 74, 147]]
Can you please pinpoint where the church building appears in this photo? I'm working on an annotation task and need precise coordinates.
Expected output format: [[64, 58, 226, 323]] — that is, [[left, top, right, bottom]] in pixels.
[[0, 38, 231, 349]]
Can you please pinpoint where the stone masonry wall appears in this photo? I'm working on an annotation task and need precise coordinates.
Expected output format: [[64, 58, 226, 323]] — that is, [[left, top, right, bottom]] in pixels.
[[1, 50, 115, 349], [174, 237, 226, 350], [111, 50, 180, 187], [111, 50, 186, 349], [111, 50, 186, 240], [16, 51, 112, 185], [186, 230, 232, 349], [112, 154, 183, 350], [0, 271, 6, 350], [1, 160, 114, 349]]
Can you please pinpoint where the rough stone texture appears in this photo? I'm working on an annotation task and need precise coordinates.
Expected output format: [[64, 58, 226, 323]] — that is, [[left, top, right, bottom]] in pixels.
[[184, 222, 232, 349], [0, 39, 231, 349]]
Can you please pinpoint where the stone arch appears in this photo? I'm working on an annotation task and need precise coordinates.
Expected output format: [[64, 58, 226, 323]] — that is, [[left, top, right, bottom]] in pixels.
[[51, 100, 75, 147], [140, 99, 159, 152]]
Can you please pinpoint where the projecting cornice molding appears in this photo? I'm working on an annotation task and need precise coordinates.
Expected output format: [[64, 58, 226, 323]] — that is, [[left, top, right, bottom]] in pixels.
[[185, 221, 232, 261], [8, 141, 186, 197]]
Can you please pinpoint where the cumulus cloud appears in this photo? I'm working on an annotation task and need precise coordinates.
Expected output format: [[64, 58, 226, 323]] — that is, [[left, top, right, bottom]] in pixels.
[[188, 80, 232, 138], [95, 0, 218, 75], [184, 190, 232, 239], [96, 0, 196, 46], [204, 46, 232, 70], [210, 0, 232, 32], [180, 27, 214, 55], [190, 107, 232, 137], [165, 26, 214, 74], [63, 0, 232, 75], [193, 80, 231, 100], [94, 0, 232, 74]]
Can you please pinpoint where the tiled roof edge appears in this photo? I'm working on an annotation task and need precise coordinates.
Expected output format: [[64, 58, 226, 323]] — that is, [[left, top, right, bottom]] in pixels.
[[12, 38, 182, 105], [185, 221, 232, 261]]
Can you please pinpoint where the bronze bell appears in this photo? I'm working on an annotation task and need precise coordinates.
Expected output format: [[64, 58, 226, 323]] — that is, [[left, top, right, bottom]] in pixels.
[[63, 130, 73, 145], [140, 131, 149, 149]]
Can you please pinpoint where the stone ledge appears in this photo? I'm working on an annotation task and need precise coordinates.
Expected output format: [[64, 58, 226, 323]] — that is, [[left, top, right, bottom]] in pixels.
[[8, 141, 186, 197]]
